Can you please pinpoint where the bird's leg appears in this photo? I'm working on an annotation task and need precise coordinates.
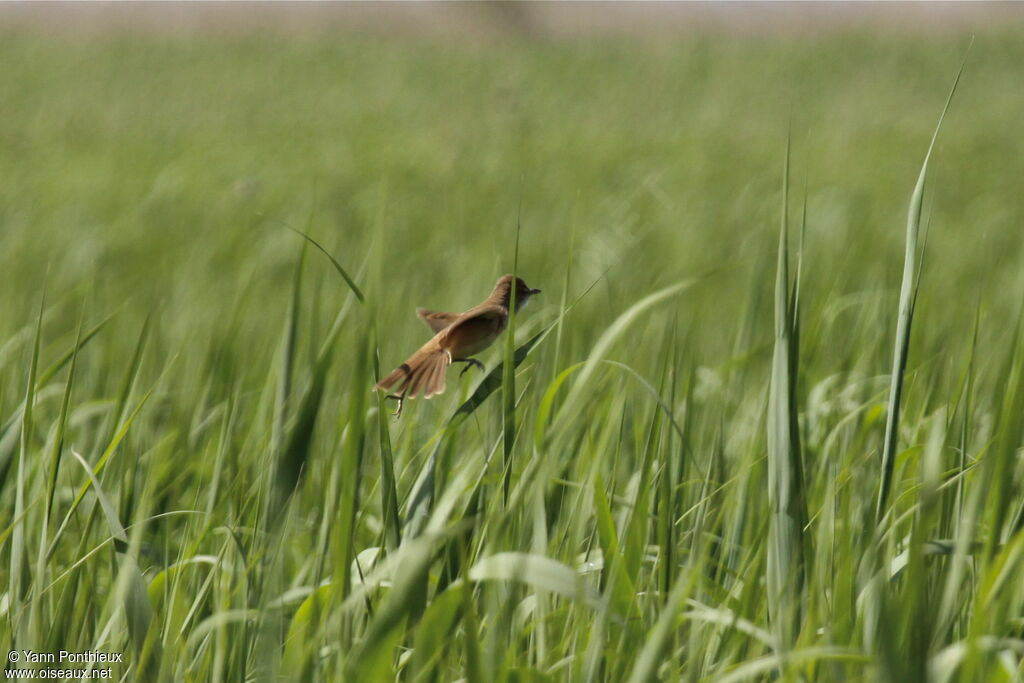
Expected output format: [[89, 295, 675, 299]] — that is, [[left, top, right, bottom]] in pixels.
[[455, 358, 486, 377], [384, 393, 406, 419]]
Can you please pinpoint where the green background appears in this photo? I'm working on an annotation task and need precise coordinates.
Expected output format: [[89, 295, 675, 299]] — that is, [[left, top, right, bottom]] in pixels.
[[2, 24, 1023, 681]]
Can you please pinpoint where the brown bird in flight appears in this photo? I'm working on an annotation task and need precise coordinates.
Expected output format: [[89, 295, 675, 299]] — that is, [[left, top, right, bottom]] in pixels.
[[374, 274, 541, 416]]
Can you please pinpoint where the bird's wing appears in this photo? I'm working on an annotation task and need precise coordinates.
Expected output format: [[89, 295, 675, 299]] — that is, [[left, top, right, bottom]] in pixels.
[[416, 308, 460, 334], [440, 305, 506, 358]]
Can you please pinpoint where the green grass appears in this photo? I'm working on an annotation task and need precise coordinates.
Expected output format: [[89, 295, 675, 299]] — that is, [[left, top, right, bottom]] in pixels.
[[2, 27, 1024, 681]]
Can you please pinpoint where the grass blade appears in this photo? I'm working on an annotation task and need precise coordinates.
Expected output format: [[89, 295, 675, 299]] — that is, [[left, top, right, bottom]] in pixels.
[[875, 51, 968, 522], [501, 209, 523, 503], [9, 294, 43, 629], [766, 137, 807, 654], [287, 226, 365, 304]]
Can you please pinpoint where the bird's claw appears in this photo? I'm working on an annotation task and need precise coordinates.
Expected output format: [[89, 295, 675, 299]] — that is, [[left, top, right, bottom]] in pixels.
[[459, 359, 485, 377], [385, 393, 405, 419]]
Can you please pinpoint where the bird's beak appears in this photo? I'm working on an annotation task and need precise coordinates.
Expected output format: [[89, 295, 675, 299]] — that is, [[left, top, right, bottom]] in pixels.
[[530, 288, 542, 295]]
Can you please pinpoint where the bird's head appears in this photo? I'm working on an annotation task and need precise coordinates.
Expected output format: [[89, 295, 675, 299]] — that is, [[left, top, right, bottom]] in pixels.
[[494, 274, 541, 311]]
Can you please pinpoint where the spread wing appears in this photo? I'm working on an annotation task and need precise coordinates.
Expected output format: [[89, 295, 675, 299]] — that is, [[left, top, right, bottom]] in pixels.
[[440, 306, 505, 358], [416, 308, 460, 334]]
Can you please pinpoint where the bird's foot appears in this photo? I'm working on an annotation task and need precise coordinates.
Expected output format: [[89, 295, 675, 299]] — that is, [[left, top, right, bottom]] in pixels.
[[458, 358, 486, 377], [384, 393, 406, 419]]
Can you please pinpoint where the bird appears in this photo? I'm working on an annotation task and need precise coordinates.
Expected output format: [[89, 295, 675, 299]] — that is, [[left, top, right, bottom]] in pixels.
[[374, 274, 541, 417]]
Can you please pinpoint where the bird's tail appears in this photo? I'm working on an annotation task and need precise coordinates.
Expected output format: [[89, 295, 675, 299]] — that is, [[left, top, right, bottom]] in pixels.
[[373, 346, 450, 399]]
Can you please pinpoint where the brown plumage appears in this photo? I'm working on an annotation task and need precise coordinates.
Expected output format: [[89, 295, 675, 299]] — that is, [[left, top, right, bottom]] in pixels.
[[374, 274, 541, 415], [416, 308, 460, 334]]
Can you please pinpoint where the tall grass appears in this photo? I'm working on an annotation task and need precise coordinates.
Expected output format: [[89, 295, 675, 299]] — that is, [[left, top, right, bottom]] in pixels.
[[2, 28, 1024, 682], [766, 140, 807, 657], [874, 55, 967, 525]]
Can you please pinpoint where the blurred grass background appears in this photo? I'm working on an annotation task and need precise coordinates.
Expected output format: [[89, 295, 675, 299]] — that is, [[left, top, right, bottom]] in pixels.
[[1, 19, 1021, 366], [2, 4, 1024, 681]]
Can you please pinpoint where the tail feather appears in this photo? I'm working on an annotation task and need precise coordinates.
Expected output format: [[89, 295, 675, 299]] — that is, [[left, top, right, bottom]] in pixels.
[[424, 355, 448, 398], [374, 363, 413, 393], [374, 346, 451, 399], [407, 362, 432, 398]]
